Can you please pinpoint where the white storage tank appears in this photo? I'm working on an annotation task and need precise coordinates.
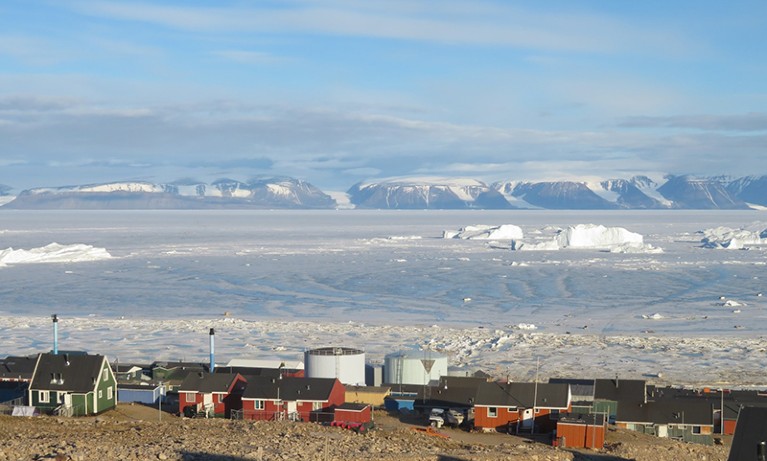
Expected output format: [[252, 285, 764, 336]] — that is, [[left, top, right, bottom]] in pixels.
[[384, 350, 448, 385], [304, 347, 366, 386]]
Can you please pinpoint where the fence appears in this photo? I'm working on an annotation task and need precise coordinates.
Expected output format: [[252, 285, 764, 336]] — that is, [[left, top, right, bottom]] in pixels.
[[230, 409, 335, 423]]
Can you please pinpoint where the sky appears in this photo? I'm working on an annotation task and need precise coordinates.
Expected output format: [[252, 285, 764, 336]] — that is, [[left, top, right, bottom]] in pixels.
[[1, 0, 766, 192]]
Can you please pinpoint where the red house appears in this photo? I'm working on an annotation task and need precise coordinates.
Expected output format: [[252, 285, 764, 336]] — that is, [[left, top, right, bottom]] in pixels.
[[178, 372, 247, 418], [473, 382, 571, 433], [241, 376, 345, 422], [334, 402, 372, 424]]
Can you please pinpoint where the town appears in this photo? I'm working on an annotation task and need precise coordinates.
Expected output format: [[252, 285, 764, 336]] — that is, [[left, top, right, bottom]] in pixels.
[[1, 316, 765, 460]]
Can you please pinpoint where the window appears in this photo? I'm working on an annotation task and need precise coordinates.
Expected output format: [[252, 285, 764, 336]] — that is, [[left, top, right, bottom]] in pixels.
[[98, 389, 103, 399], [254, 400, 265, 410], [103, 368, 109, 381], [488, 407, 497, 418], [185, 393, 196, 403], [692, 426, 701, 434], [39, 391, 50, 403], [312, 402, 323, 411], [107, 386, 113, 400]]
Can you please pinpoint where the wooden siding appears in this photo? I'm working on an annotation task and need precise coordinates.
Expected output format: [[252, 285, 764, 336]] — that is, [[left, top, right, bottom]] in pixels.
[[556, 422, 605, 449]]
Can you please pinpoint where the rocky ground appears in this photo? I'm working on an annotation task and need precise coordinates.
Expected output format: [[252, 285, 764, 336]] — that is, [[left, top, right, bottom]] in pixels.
[[0, 405, 730, 461]]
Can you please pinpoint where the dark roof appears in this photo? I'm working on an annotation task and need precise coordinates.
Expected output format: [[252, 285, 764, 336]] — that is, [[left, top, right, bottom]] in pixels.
[[0, 355, 37, 380], [179, 372, 245, 393], [152, 361, 208, 371], [475, 382, 570, 409], [335, 403, 370, 412], [617, 398, 713, 425], [594, 378, 646, 404], [30, 353, 108, 393], [728, 406, 767, 461], [242, 376, 339, 402]]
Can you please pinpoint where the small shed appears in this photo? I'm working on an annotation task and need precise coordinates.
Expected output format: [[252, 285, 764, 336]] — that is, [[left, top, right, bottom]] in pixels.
[[334, 403, 372, 424], [118, 383, 164, 405], [556, 413, 606, 449]]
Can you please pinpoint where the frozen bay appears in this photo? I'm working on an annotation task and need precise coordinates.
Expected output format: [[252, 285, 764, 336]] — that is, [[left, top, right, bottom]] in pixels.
[[1, 210, 766, 386]]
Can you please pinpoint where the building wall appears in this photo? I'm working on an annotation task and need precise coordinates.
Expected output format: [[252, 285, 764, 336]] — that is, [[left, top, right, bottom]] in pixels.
[[474, 405, 519, 431], [335, 406, 372, 424], [557, 422, 605, 449]]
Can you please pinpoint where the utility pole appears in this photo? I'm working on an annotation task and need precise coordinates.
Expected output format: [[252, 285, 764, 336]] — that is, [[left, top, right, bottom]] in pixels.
[[532, 357, 539, 435]]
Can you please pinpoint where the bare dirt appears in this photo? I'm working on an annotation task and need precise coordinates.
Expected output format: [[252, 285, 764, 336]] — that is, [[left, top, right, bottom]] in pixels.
[[0, 405, 730, 461]]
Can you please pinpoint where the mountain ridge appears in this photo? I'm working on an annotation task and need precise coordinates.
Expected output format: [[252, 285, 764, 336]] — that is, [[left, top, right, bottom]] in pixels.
[[2, 174, 766, 210]]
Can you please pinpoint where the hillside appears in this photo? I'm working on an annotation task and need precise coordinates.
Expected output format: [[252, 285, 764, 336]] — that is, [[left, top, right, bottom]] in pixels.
[[0, 406, 730, 461]]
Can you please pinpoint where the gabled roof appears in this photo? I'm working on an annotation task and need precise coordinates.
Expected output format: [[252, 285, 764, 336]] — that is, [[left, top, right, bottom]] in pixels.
[[30, 353, 108, 393], [728, 406, 767, 461], [336, 402, 370, 412], [475, 382, 570, 409], [0, 355, 37, 380], [594, 378, 646, 404], [242, 376, 339, 402], [617, 398, 713, 425], [179, 372, 245, 393]]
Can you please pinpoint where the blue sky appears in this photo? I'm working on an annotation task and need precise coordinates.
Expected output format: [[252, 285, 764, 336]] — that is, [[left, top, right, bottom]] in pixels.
[[1, 0, 766, 191]]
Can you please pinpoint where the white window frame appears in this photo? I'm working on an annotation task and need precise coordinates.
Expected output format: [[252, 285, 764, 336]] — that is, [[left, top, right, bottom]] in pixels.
[[98, 389, 103, 399], [39, 390, 50, 403], [185, 392, 196, 403], [103, 368, 109, 381], [107, 386, 113, 400], [312, 401, 323, 411], [254, 400, 265, 410], [488, 407, 497, 418]]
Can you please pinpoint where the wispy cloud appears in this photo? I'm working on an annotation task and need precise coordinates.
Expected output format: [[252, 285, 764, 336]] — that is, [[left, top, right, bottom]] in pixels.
[[619, 113, 767, 132], [68, 0, 694, 55], [210, 50, 289, 65]]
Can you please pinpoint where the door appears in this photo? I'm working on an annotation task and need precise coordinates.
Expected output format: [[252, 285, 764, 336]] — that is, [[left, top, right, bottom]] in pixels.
[[64, 394, 72, 408], [287, 401, 298, 420], [521, 409, 534, 429], [657, 424, 668, 438]]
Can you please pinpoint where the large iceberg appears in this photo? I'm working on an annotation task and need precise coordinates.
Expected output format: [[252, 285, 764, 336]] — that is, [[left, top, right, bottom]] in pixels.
[[512, 224, 660, 253], [700, 226, 767, 249], [0, 243, 112, 267]]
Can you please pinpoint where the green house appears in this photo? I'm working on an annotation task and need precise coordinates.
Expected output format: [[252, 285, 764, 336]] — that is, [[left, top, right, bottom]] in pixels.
[[28, 352, 117, 416]]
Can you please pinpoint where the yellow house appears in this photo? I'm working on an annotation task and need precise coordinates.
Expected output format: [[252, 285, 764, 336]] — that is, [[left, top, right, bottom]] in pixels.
[[344, 385, 391, 407]]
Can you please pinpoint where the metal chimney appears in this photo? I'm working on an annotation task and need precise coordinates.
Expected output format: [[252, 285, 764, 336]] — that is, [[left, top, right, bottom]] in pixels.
[[52, 314, 59, 355], [209, 328, 215, 372]]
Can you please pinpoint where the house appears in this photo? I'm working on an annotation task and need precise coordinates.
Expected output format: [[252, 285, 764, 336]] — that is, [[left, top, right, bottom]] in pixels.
[[728, 406, 767, 461], [241, 376, 345, 422], [345, 385, 391, 407], [555, 413, 606, 449], [0, 355, 37, 404], [150, 361, 208, 391], [615, 397, 714, 445], [0, 355, 37, 382], [27, 352, 117, 416], [593, 378, 646, 422], [222, 359, 304, 378], [111, 362, 148, 383], [178, 372, 246, 418], [118, 383, 165, 405], [334, 402, 372, 424], [474, 381, 571, 433]]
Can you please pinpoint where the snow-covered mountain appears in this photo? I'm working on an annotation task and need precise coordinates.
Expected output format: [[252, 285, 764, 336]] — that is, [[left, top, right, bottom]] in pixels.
[[3, 176, 336, 209], [657, 175, 749, 209], [2, 173, 765, 210], [347, 177, 514, 209]]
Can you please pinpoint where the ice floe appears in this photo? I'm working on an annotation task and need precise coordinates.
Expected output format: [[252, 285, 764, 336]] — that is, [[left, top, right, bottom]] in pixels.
[[443, 224, 524, 240]]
